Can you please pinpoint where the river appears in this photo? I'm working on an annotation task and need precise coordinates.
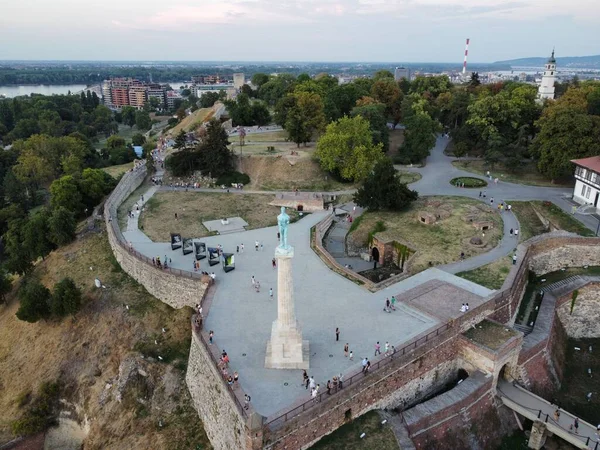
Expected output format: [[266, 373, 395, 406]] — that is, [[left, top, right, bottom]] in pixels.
[[0, 84, 89, 98]]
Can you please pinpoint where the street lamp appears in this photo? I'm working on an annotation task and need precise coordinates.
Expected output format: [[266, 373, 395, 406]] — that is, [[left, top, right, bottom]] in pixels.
[[575, 204, 600, 236]]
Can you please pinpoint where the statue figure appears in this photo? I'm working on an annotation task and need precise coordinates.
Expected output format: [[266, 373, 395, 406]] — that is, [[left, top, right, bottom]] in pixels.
[[277, 206, 290, 249]]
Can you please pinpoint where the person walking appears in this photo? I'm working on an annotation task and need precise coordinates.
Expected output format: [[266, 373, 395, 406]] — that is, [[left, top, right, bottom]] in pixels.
[[251, 275, 255, 287], [236, 245, 239, 253], [326, 380, 332, 395], [344, 343, 349, 357], [514, 229, 519, 238], [361, 357, 368, 373], [384, 341, 390, 356], [365, 359, 371, 373], [209, 330, 214, 345], [309, 376, 316, 391], [305, 374, 310, 389], [241, 243, 244, 253], [513, 254, 517, 265], [335, 327, 340, 341], [510, 228, 513, 235], [349, 350, 354, 361], [391, 296, 397, 310], [338, 373, 344, 389], [272, 258, 276, 269], [375, 342, 381, 356], [302, 370, 308, 388], [255, 240, 259, 251], [269, 288, 273, 299]]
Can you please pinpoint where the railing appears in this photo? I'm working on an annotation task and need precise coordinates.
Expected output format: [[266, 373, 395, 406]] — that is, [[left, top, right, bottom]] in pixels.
[[265, 321, 453, 428], [192, 318, 249, 419]]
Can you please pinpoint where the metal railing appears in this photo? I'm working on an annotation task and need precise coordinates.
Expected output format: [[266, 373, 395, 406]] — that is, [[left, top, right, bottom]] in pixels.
[[193, 320, 248, 419], [266, 321, 453, 427]]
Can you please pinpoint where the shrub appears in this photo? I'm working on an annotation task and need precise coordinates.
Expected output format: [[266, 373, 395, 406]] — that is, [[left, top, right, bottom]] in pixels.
[[16, 280, 51, 323], [50, 278, 82, 317], [216, 171, 250, 186], [11, 381, 60, 437]]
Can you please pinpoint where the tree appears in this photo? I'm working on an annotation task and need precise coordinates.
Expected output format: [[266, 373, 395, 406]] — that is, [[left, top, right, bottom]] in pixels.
[[199, 91, 221, 108], [23, 209, 54, 261], [315, 115, 384, 182], [251, 73, 270, 88], [48, 207, 76, 247], [371, 79, 403, 125], [373, 70, 394, 81], [351, 103, 389, 151], [131, 133, 146, 146], [251, 101, 271, 126], [3, 218, 32, 275], [0, 270, 12, 304], [285, 92, 326, 147], [469, 72, 481, 87], [354, 158, 418, 211], [121, 106, 136, 127], [106, 135, 126, 149], [16, 280, 51, 323], [50, 175, 83, 215], [79, 168, 115, 209], [398, 101, 438, 164], [197, 120, 233, 177], [50, 278, 82, 317], [174, 130, 187, 150], [532, 87, 600, 180], [135, 110, 152, 131], [258, 74, 296, 106], [240, 84, 255, 97]]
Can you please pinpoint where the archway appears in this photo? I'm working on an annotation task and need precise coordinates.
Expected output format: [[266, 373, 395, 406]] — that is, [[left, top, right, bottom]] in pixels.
[[371, 247, 380, 263], [499, 364, 509, 381]]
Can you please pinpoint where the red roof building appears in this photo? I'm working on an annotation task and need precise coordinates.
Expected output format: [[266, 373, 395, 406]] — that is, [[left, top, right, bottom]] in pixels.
[[571, 156, 600, 212]]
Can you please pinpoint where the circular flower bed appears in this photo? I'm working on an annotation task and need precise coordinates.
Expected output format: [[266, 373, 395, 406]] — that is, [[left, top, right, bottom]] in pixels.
[[450, 177, 488, 188]]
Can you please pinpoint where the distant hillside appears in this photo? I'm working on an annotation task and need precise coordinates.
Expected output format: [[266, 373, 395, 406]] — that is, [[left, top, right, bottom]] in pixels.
[[494, 55, 600, 69]]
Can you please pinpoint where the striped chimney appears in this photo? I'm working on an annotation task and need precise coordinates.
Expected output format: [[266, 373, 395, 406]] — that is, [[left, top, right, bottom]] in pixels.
[[462, 38, 470, 75]]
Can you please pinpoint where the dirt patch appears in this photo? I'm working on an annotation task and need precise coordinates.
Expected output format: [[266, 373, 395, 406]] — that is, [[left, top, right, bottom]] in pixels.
[[348, 196, 502, 273], [240, 155, 356, 192], [557, 284, 600, 338], [0, 229, 209, 449], [463, 319, 520, 350], [139, 191, 299, 242]]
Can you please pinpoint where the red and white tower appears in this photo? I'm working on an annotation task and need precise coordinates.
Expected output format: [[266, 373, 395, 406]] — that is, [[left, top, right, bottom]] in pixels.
[[462, 38, 470, 76]]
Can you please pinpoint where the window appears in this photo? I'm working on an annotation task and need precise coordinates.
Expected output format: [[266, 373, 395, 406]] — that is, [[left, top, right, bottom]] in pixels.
[[586, 186, 591, 199], [551, 71, 554, 75], [582, 184, 587, 196]]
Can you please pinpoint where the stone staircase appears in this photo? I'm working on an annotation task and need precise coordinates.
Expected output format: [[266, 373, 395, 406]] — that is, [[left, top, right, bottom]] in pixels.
[[513, 323, 534, 336], [540, 275, 584, 295]]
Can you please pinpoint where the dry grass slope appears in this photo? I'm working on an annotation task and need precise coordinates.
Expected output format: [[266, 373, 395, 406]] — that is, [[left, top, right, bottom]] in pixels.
[[0, 229, 210, 449]]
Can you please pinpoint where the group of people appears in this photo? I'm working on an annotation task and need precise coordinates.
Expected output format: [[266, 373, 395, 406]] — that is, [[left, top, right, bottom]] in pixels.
[[152, 256, 170, 269], [460, 303, 470, 313], [383, 296, 398, 313]]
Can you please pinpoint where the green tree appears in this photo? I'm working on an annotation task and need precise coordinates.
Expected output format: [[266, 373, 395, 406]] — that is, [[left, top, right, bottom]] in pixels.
[[225, 94, 254, 126], [354, 158, 418, 210], [251, 101, 271, 126], [373, 70, 394, 81], [16, 280, 51, 323], [174, 130, 187, 150], [50, 278, 82, 317], [131, 133, 146, 146], [251, 73, 270, 88], [4, 220, 33, 275], [315, 115, 384, 181], [532, 87, 600, 180], [371, 79, 403, 125], [79, 168, 115, 209], [23, 209, 54, 261], [50, 175, 83, 215], [0, 270, 12, 304], [258, 74, 296, 106], [121, 106, 136, 127], [285, 92, 326, 147], [398, 106, 438, 164], [48, 206, 76, 247], [469, 72, 481, 87], [106, 135, 126, 149], [199, 91, 221, 108], [351, 103, 389, 151], [135, 110, 152, 131], [197, 120, 233, 177]]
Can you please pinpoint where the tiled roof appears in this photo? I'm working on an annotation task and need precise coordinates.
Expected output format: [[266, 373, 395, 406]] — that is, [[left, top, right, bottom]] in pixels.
[[571, 156, 600, 173]]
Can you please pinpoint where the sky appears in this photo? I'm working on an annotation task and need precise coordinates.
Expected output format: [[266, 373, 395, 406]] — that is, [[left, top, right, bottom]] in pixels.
[[0, 0, 599, 62]]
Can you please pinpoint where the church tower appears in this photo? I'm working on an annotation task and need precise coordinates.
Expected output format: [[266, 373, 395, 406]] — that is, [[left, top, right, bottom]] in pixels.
[[538, 50, 556, 100]]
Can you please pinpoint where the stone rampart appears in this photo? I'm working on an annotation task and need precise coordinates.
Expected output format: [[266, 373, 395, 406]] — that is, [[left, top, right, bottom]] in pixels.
[[103, 163, 210, 309]]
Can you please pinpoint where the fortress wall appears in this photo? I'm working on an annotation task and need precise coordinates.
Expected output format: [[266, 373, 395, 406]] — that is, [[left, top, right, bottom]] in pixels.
[[103, 164, 210, 309]]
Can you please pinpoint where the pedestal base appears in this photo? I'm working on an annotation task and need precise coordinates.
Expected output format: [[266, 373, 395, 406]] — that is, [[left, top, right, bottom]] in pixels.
[[265, 320, 309, 369]]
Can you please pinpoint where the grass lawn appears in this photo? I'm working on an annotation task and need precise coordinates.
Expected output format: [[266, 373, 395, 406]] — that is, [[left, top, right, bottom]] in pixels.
[[169, 107, 214, 135], [452, 160, 573, 188], [456, 255, 513, 290], [463, 319, 520, 350], [242, 130, 288, 142], [102, 162, 133, 179], [348, 196, 502, 273], [309, 411, 399, 450], [139, 191, 299, 242], [510, 201, 595, 240], [398, 171, 422, 184]]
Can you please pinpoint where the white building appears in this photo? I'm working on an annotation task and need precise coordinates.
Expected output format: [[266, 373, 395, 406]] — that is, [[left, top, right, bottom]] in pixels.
[[572, 156, 600, 213], [538, 50, 556, 100]]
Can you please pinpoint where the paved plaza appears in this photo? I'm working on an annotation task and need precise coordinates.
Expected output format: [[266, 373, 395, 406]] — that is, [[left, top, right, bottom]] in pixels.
[[120, 134, 597, 417]]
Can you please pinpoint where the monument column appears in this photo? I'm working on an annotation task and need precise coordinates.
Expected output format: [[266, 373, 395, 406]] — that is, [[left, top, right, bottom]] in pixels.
[[265, 207, 309, 370]]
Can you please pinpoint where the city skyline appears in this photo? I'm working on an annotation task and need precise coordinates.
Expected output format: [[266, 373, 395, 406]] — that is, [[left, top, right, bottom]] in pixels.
[[0, 0, 599, 62]]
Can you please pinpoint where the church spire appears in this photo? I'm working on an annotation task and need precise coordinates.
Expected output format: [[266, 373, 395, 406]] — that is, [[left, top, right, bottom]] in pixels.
[[549, 48, 556, 64]]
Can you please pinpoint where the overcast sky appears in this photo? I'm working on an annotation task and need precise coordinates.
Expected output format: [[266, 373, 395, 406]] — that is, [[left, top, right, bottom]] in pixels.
[[0, 0, 598, 62]]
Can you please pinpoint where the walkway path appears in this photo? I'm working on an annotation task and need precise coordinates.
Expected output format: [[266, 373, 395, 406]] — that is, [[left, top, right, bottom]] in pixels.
[[498, 380, 599, 449]]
